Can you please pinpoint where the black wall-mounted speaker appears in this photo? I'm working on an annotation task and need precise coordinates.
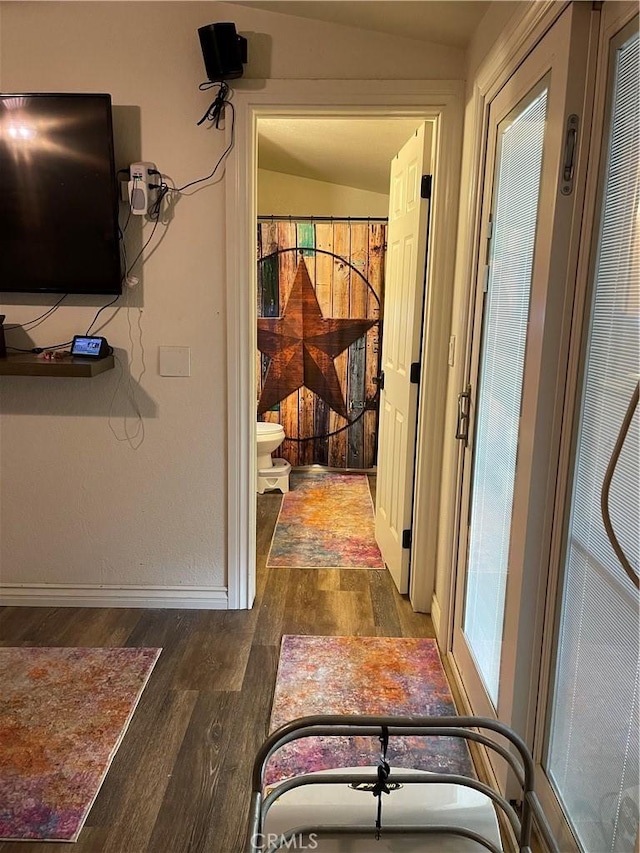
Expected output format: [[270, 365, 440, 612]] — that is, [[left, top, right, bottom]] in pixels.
[[198, 22, 248, 82]]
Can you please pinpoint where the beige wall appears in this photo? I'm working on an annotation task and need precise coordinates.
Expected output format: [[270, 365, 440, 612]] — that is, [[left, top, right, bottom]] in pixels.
[[465, 1, 522, 81], [258, 169, 389, 218], [0, 2, 462, 600]]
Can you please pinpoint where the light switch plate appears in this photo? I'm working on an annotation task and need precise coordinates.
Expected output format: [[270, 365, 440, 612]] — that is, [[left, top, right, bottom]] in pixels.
[[159, 346, 190, 377]]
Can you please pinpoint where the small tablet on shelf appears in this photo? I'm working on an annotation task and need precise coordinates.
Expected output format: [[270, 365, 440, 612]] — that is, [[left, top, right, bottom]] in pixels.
[[70, 336, 111, 359]]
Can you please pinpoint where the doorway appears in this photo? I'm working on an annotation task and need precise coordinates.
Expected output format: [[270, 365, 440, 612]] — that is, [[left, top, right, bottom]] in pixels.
[[255, 116, 437, 602], [224, 80, 464, 611]]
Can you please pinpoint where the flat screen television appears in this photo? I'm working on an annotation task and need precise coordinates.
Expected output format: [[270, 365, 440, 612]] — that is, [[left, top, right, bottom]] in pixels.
[[0, 93, 122, 295]]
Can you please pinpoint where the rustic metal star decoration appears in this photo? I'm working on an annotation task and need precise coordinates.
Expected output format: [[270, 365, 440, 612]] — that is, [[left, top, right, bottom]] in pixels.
[[258, 258, 377, 418]]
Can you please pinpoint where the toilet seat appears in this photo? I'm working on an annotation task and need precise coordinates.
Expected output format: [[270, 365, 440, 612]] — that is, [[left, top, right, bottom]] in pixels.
[[257, 422, 285, 436]]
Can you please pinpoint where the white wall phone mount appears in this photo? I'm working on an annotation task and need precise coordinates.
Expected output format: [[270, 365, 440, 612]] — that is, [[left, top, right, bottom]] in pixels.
[[128, 161, 158, 215]]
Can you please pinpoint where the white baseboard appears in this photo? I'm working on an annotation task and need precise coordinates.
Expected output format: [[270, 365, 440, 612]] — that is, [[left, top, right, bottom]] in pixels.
[[0, 583, 229, 609]]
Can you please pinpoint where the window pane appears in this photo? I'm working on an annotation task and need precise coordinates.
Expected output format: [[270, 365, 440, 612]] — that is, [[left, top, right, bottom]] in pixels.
[[463, 87, 548, 704], [547, 30, 639, 853]]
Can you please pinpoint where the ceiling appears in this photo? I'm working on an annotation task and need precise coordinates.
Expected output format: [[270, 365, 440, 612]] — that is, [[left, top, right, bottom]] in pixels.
[[227, 1, 491, 49], [258, 118, 425, 194], [251, 2, 494, 193]]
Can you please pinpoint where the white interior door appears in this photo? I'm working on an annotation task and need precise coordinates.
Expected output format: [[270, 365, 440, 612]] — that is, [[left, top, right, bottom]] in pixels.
[[375, 123, 432, 594], [451, 1, 595, 773]]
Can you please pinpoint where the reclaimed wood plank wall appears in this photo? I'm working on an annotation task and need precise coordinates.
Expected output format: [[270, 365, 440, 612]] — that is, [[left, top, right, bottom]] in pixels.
[[257, 219, 386, 470]]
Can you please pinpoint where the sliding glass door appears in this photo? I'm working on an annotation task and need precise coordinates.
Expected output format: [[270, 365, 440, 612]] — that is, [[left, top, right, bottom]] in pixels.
[[544, 17, 639, 853], [452, 4, 596, 765], [449, 1, 638, 847], [462, 81, 548, 707]]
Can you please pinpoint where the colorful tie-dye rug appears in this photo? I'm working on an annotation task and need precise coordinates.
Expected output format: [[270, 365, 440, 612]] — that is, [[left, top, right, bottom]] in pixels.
[[266, 473, 385, 568], [265, 635, 473, 787], [0, 646, 161, 842]]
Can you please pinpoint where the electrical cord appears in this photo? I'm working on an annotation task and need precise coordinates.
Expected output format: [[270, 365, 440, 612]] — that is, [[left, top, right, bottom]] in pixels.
[[108, 353, 145, 450], [119, 196, 134, 238], [85, 294, 121, 337], [86, 195, 164, 337], [123, 216, 161, 277], [31, 339, 73, 353], [197, 80, 229, 127], [147, 182, 172, 221], [167, 83, 235, 195], [4, 294, 69, 331], [108, 288, 146, 451]]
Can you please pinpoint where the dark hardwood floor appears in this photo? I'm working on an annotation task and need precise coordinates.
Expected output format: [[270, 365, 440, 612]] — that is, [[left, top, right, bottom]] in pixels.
[[0, 474, 435, 853]]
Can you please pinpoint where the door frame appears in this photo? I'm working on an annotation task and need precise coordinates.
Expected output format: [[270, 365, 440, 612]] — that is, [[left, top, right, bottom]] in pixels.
[[440, 1, 573, 662], [439, 0, 598, 803], [456, 0, 598, 724], [224, 79, 463, 610]]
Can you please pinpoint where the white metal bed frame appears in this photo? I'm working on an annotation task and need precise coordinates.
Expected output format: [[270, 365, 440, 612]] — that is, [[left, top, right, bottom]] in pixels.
[[245, 715, 560, 853]]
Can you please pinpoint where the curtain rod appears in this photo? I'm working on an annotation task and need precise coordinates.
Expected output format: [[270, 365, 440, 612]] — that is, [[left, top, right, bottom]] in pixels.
[[257, 215, 388, 223]]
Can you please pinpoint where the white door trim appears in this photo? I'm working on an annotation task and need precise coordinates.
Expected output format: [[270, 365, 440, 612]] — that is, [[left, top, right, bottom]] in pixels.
[[224, 79, 463, 610]]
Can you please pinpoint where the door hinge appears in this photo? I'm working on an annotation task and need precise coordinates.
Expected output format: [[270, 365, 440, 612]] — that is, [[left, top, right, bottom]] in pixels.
[[483, 265, 490, 293], [421, 174, 432, 199], [373, 371, 385, 391], [402, 529, 412, 549], [410, 362, 421, 384]]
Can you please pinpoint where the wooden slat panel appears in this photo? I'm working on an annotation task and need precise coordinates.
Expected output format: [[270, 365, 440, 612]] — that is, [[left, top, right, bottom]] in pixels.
[[277, 222, 298, 310], [328, 222, 351, 467], [280, 393, 299, 467], [297, 222, 316, 466], [365, 222, 386, 468], [258, 223, 280, 407], [313, 223, 334, 465], [296, 221, 315, 254], [277, 222, 299, 466], [313, 223, 333, 315], [259, 222, 279, 318], [346, 223, 367, 467]]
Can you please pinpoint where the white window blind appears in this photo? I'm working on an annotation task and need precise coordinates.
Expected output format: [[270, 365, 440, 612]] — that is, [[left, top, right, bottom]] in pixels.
[[547, 29, 639, 853], [463, 87, 548, 704]]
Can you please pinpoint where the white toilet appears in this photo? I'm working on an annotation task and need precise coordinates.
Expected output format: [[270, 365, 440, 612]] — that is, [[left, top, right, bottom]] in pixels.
[[256, 421, 291, 494]]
